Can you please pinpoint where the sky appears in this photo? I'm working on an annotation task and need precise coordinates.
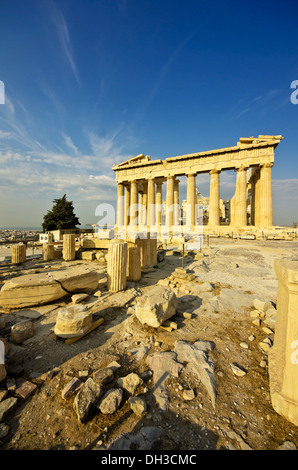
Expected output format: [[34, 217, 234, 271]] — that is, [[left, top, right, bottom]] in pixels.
[[0, 0, 298, 228]]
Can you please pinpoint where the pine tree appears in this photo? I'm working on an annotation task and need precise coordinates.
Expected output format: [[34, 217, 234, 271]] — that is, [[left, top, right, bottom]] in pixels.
[[42, 194, 80, 232]]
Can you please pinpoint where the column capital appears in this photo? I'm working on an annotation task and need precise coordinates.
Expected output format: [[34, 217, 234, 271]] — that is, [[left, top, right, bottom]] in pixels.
[[209, 168, 221, 175], [261, 162, 274, 169], [186, 172, 197, 177], [235, 164, 249, 172]]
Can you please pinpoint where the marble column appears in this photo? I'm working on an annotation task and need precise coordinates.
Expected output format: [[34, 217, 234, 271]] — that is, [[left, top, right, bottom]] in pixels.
[[259, 163, 273, 227], [173, 179, 180, 226], [166, 175, 175, 229], [156, 181, 163, 229], [186, 173, 196, 230], [269, 259, 298, 426], [234, 166, 248, 227], [116, 182, 125, 228], [254, 168, 261, 226], [147, 178, 155, 227], [130, 180, 138, 226], [125, 184, 131, 226], [142, 182, 148, 226], [208, 169, 221, 226]]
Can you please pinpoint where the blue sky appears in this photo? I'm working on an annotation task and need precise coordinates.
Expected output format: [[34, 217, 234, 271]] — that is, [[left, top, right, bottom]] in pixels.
[[0, 0, 298, 228]]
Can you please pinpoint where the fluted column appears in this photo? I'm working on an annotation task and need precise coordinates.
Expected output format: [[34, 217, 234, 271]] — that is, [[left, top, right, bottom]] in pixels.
[[130, 180, 138, 226], [156, 182, 163, 229], [173, 179, 180, 226], [125, 184, 131, 226], [147, 178, 155, 228], [186, 173, 196, 230], [63, 234, 76, 261], [259, 163, 273, 227], [12, 244, 26, 264], [116, 182, 125, 228], [107, 241, 128, 292], [142, 182, 148, 226], [234, 166, 248, 227], [166, 175, 175, 230], [254, 168, 261, 226], [208, 169, 221, 226]]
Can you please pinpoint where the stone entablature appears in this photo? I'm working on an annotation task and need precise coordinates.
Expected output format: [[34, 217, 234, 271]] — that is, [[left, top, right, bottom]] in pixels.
[[113, 135, 283, 233]]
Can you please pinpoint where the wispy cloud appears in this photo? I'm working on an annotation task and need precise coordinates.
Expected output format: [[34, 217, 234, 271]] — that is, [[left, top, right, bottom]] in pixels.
[[227, 88, 285, 121], [48, 1, 80, 84]]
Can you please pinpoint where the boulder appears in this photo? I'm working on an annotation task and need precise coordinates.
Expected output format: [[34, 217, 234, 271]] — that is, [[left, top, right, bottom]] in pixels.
[[0, 266, 99, 309], [54, 305, 93, 339], [73, 378, 102, 423], [134, 287, 177, 328], [97, 388, 123, 414], [11, 320, 34, 344]]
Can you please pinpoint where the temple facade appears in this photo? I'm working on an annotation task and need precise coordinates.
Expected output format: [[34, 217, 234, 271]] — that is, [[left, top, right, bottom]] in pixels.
[[113, 135, 283, 237]]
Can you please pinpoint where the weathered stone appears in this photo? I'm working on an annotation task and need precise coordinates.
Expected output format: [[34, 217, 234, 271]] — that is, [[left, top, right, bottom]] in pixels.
[[97, 388, 123, 414], [92, 368, 114, 385], [134, 286, 177, 328], [54, 304, 93, 339], [0, 422, 9, 438], [253, 299, 272, 312], [117, 372, 144, 395], [182, 389, 195, 401], [71, 293, 89, 304], [0, 266, 99, 309], [231, 363, 247, 377], [42, 244, 55, 261], [128, 396, 147, 416], [61, 377, 83, 399], [81, 251, 95, 261], [11, 320, 34, 344], [15, 378, 37, 399], [174, 340, 217, 408], [146, 351, 184, 410], [0, 397, 18, 422], [73, 377, 102, 423], [63, 234, 76, 261]]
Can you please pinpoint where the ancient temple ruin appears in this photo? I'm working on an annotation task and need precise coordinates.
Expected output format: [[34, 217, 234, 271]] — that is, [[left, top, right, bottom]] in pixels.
[[113, 135, 283, 237]]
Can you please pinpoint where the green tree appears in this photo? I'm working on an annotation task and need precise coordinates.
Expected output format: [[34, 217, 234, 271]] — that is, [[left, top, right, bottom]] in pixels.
[[42, 194, 80, 232]]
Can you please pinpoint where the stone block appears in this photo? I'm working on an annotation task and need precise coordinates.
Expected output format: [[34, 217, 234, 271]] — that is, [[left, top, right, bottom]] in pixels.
[[11, 320, 34, 344], [54, 305, 93, 339], [134, 286, 177, 328]]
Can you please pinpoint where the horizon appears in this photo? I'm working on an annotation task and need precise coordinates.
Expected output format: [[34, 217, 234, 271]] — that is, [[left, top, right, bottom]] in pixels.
[[0, 0, 297, 228]]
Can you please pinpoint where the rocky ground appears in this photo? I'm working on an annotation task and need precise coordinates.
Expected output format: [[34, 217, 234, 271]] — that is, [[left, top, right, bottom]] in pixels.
[[0, 238, 297, 452]]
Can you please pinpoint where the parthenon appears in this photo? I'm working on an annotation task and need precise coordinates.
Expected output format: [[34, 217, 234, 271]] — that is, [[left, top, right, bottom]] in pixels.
[[113, 135, 283, 237]]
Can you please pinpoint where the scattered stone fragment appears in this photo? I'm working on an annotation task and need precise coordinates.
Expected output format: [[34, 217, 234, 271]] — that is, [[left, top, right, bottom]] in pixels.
[[182, 389, 195, 401], [97, 388, 123, 414], [262, 326, 274, 335], [253, 299, 272, 312], [0, 397, 18, 422], [259, 341, 271, 353], [92, 368, 114, 385], [11, 320, 34, 344], [260, 359, 267, 368], [134, 286, 177, 328], [252, 319, 261, 326], [71, 293, 89, 304], [128, 396, 147, 416], [248, 334, 256, 342], [277, 441, 296, 450], [0, 422, 9, 439], [117, 372, 144, 395], [61, 377, 83, 399], [73, 377, 102, 423], [230, 363, 247, 377], [54, 304, 93, 339], [240, 342, 249, 349], [15, 378, 37, 399]]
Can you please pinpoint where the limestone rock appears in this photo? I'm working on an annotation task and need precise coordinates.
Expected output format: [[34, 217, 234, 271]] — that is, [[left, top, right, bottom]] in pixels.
[[71, 293, 89, 304], [0, 397, 18, 422], [134, 286, 177, 328], [174, 340, 217, 408], [117, 372, 144, 395], [128, 396, 147, 416], [97, 388, 123, 414], [54, 305, 93, 339], [61, 378, 83, 399], [73, 377, 102, 423], [11, 320, 34, 344], [0, 266, 99, 309], [253, 299, 272, 312], [146, 351, 184, 410], [92, 368, 114, 385]]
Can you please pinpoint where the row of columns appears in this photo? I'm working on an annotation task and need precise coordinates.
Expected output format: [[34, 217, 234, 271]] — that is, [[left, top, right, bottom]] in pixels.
[[116, 162, 273, 232]]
